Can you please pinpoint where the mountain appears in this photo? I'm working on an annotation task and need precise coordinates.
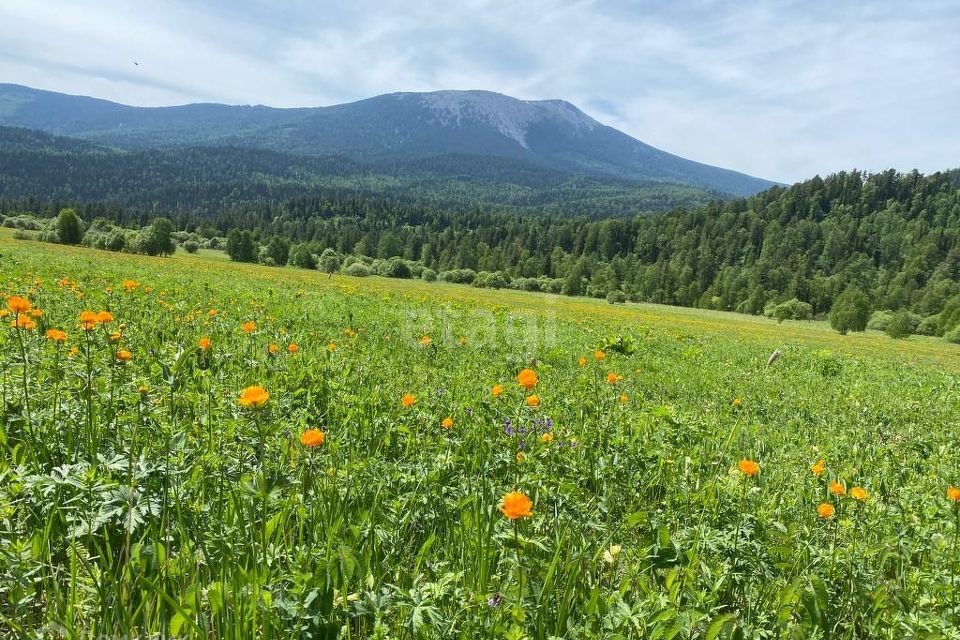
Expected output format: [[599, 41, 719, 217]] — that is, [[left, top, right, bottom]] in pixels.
[[0, 84, 775, 196], [0, 126, 724, 217]]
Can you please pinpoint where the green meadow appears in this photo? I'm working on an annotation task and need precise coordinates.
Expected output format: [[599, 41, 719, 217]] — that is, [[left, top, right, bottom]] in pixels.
[[2, 233, 960, 639]]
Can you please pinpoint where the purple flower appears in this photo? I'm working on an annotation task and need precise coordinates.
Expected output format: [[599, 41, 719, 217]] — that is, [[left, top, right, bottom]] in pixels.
[[487, 593, 503, 608]]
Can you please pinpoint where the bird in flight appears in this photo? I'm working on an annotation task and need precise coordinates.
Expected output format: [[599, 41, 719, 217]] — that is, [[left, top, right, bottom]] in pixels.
[[133, 61, 140, 66]]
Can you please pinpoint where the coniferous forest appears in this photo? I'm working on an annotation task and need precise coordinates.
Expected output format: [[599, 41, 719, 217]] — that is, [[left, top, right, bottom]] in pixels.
[[4, 166, 960, 339]]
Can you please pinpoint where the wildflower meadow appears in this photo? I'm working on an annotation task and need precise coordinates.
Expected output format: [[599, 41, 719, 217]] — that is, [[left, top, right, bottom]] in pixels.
[[1, 235, 960, 639]]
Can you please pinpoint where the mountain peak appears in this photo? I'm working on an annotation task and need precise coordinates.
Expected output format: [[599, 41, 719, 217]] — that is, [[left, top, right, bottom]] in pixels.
[[0, 83, 776, 196], [395, 90, 598, 150]]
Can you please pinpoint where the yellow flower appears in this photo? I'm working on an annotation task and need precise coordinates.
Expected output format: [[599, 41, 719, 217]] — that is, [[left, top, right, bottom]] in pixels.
[[11, 316, 36, 330], [500, 491, 533, 520], [419, 335, 432, 347], [401, 393, 416, 408], [738, 459, 759, 477], [109, 331, 122, 342], [810, 460, 825, 476], [441, 417, 454, 429], [79, 310, 99, 331], [268, 343, 279, 354], [327, 342, 337, 351], [239, 385, 270, 409], [516, 368, 538, 390], [525, 394, 540, 408], [594, 350, 606, 361], [541, 432, 553, 443], [300, 429, 326, 448], [850, 486, 869, 501], [6, 296, 31, 314], [817, 503, 835, 519], [577, 356, 587, 367], [515, 451, 526, 463], [732, 397, 742, 408], [618, 394, 629, 403]]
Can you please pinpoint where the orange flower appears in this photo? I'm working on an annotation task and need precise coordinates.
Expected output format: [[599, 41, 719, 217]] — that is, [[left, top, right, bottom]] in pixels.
[[46, 329, 67, 342], [198, 337, 212, 351], [241, 321, 256, 333], [401, 393, 416, 408], [516, 368, 538, 390], [817, 503, 835, 519], [810, 460, 825, 476], [541, 432, 553, 443], [11, 316, 36, 330], [441, 417, 454, 429], [6, 296, 31, 314], [419, 335, 432, 347], [738, 459, 759, 477], [239, 385, 270, 409], [287, 343, 299, 354], [577, 356, 587, 367], [268, 343, 279, 354], [29, 309, 43, 318], [605, 371, 622, 385], [525, 394, 540, 408], [594, 350, 606, 361], [850, 486, 869, 501], [79, 310, 99, 331], [948, 486, 960, 503], [829, 481, 846, 497], [208, 309, 217, 317], [491, 384, 504, 397], [500, 491, 533, 520], [115, 349, 132, 363], [300, 428, 326, 447], [122, 280, 140, 292], [96, 311, 114, 324]]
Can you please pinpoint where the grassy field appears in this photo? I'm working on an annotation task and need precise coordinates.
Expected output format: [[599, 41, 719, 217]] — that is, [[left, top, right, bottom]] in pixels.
[[2, 233, 960, 638]]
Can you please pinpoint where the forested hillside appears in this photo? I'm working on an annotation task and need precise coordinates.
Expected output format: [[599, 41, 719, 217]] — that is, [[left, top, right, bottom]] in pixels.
[[5, 169, 960, 338], [0, 126, 721, 216]]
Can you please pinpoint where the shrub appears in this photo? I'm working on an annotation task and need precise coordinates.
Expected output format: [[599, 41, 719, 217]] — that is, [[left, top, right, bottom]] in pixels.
[[829, 288, 871, 335], [345, 262, 371, 277], [289, 244, 318, 269], [772, 298, 813, 323], [917, 314, 940, 336], [946, 326, 960, 344], [182, 240, 200, 254], [887, 311, 921, 339], [421, 268, 437, 282], [607, 290, 627, 304], [867, 310, 894, 332], [56, 208, 84, 245]]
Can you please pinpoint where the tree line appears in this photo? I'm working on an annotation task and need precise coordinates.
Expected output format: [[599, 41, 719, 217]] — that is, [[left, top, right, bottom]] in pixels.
[[3, 168, 960, 341]]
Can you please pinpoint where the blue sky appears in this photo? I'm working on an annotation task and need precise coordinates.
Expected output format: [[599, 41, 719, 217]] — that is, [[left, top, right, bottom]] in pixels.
[[1, 0, 957, 183]]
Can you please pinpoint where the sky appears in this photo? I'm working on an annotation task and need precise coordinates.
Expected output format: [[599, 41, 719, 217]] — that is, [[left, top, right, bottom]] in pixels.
[[1, 0, 958, 183]]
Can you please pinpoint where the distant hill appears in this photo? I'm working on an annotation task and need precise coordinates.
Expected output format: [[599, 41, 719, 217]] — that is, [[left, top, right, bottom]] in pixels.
[[0, 126, 725, 216], [0, 83, 776, 197]]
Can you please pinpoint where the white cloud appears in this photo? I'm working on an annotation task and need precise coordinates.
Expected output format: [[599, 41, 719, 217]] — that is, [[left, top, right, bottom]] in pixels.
[[0, 0, 957, 182]]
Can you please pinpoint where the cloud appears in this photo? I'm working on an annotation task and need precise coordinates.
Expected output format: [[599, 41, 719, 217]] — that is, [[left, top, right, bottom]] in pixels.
[[0, 0, 957, 182]]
